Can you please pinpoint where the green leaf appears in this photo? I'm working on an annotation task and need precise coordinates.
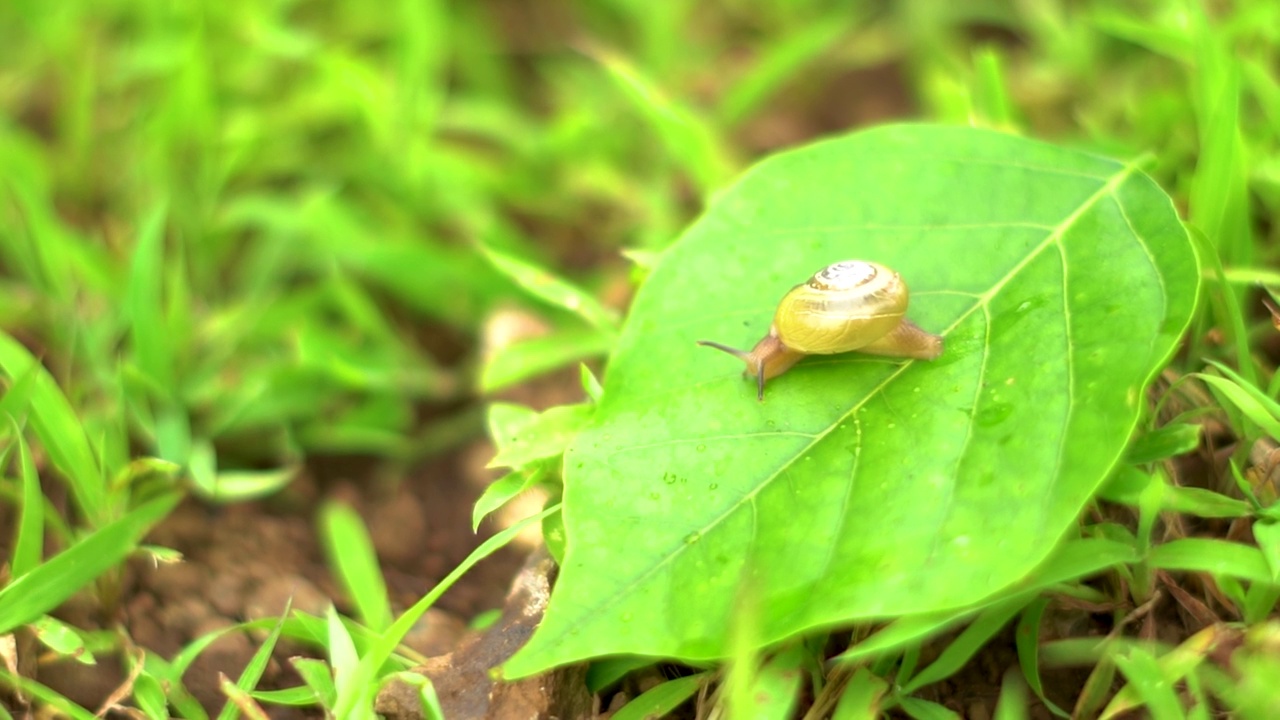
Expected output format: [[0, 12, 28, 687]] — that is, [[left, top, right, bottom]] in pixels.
[[1125, 423, 1201, 464], [291, 657, 337, 707], [1198, 361, 1280, 427], [589, 44, 735, 195], [901, 593, 1033, 693], [1015, 598, 1070, 719], [480, 245, 620, 332], [0, 493, 180, 634], [1249, 521, 1280, 582], [216, 609, 288, 720], [249, 686, 322, 707], [993, 670, 1030, 720], [900, 697, 961, 720], [384, 671, 445, 720], [191, 465, 298, 503], [131, 669, 170, 719], [1148, 538, 1275, 584], [580, 363, 604, 404], [715, 16, 850, 125], [505, 125, 1199, 675], [832, 668, 889, 719], [125, 200, 175, 391], [336, 505, 560, 717], [1101, 625, 1226, 720], [1159, 486, 1252, 519], [970, 47, 1018, 130], [610, 672, 708, 720], [0, 671, 97, 720], [472, 465, 547, 532], [1108, 648, 1184, 720], [0, 331, 106, 524], [585, 657, 656, 694], [9, 419, 43, 578], [479, 326, 613, 393], [320, 501, 393, 632], [329, 605, 370, 719], [1099, 467, 1251, 518], [487, 403, 592, 470], [741, 644, 806, 720], [31, 615, 94, 664], [1196, 372, 1280, 441]]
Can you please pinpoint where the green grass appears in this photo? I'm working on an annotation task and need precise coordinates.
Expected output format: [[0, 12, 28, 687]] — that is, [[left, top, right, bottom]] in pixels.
[[1, 0, 1279, 717]]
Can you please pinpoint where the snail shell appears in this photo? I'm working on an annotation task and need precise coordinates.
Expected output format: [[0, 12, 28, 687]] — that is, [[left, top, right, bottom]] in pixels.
[[698, 260, 943, 400]]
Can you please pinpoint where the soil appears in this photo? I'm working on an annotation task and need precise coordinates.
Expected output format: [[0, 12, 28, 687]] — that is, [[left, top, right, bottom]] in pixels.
[[36, 439, 531, 714]]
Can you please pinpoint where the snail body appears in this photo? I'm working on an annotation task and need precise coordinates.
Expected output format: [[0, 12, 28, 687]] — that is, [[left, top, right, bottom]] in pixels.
[[698, 260, 943, 400]]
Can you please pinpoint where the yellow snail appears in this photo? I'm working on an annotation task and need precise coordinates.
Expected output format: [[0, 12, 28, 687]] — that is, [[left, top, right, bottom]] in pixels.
[[698, 260, 944, 400]]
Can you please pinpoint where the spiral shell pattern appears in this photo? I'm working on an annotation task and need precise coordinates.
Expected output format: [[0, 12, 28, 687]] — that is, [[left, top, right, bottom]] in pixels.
[[774, 260, 909, 355], [808, 260, 879, 291]]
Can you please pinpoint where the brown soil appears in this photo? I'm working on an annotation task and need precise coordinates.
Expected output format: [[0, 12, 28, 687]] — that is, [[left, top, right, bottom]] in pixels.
[[36, 442, 529, 714]]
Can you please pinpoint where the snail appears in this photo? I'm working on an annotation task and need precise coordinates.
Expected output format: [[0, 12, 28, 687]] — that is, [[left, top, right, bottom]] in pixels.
[[698, 260, 944, 400]]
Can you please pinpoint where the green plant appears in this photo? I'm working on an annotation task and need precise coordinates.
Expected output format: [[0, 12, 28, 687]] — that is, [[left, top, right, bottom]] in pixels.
[[500, 123, 1201, 672]]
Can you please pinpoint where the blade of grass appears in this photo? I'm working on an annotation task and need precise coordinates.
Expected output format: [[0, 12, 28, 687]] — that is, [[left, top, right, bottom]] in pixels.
[[1200, 361, 1280, 431], [585, 656, 657, 694], [0, 670, 97, 720], [125, 200, 175, 392], [0, 492, 180, 633], [993, 669, 1029, 720], [479, 245, 619, 332], [479, 327, 614, 393], [30, 615, 93, 663], [1147, 538, 1274, 584], [320, 501, 393, 632], [0, 331, 106, 524], [585, 42, 735, 195], [1014, 598, 1069, 719], [1186, 7, 1253, 270], [142, 653, 209, 720], [487, 403, 592, 470], [1186, 227, 1252, 390], [329, 605, 376, 720], [716, 16, 850, 125], [1103, 625, 1234, 720], [216, 609, 289, 720], [898, 697, 960, 720], [1106, 647, 1183, 720], [611, 672, 708, 720], [1252, 521, 1280, 581], [333, 504, 559, 719], [472, 465, 547, 532], [1125, 423, 1202, 464], [971, 46, 1018, 130], [9, 419, 43, 578], [0, 361, 40, 427], [901, 592, 1034, 693], [384, 671, 445, 720], [831, 667, 889, 719], [291, 657, 337, 708]]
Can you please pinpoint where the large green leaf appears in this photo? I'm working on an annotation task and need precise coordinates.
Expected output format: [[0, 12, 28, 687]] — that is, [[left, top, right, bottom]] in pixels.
[[504, 125, 1199, 676]]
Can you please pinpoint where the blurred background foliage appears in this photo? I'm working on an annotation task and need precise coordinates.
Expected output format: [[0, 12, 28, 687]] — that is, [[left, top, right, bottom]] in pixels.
[[0, 0, 1276, 503]]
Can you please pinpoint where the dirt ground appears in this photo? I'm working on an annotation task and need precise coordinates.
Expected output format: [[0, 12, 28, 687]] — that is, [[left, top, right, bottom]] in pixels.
[[39, 440, 526, 713]]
